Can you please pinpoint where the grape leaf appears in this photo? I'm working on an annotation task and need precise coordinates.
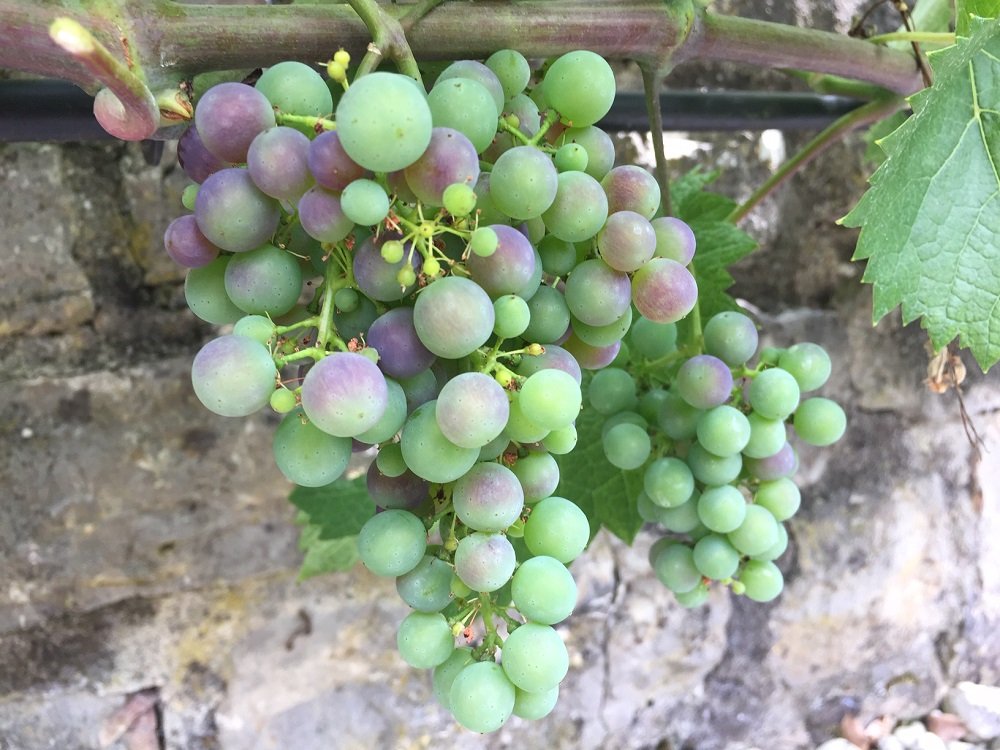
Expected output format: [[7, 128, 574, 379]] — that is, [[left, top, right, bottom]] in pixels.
[[958, 1, 1000, 33], [289, 476, 375, 539], [842, 17, 1000, 370], [554, 400, 645, 544], [297, 524, 361, 581]]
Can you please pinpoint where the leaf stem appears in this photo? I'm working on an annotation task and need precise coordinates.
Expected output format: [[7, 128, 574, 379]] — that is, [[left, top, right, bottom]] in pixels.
[[347, 0, 422, 81], [641, 65, 672, 217], [316, 261, 348, 352], [727, 94, 905, 224], [865, 30, 954, 45]]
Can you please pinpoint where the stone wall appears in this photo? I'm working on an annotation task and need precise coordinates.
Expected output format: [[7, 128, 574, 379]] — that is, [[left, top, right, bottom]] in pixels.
[[1, 3, 998, 749]]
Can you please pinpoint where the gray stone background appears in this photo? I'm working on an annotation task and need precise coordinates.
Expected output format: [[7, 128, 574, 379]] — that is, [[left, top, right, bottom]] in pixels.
[[1, 1, 998, 749]]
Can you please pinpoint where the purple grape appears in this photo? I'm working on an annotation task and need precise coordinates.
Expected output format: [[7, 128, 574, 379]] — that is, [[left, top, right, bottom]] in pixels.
[[194, 168, 280, 253], [597, 210, 656, 272], [745, 441, 798, 481], [453, 462, 524, 532], [651, 217, 696, 264], [631, 258, 698, 324], [563, 334, 621, 370], [164, 214, 220, 268], [398, 369, 440, 413], [308, 131, 367, 192], [247, 126, 314, 202], [403, 127, 480, 206], [366, 307, 437, 379], [675, 355, 733, 410], [564, 258, 631, 327], [194, 82, 276, 164], [177, 125, 229, 183], [466, 224, 537, 298], [352, 236, 421, 302], [455, 532, 516, 592], [413, 277, 495, 359], [297, 185, 355, 243], [300, 352, 389, 437], [601, 165, 661, 219], [367, 463, 429, 510]]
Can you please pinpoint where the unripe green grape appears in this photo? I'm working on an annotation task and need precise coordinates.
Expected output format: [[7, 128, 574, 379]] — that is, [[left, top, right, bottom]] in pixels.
[[341, 178, 390, 226], [443, 182, 477, 217], [376, 441, 408, 477], [652, 542, 701, 593], [752, 522, 788, 562], [748, 367, 801, 421], [696, 405, 751, 457], [233, 314, 276, 345], [554, 142, 589, 173], [333, 286, 360, 313], [587, 367, 637, 415], [602, 422, 651, 470], [738, 560, 784, 602], [510, 555, 577, 624], [703, 311, 758, 367], [779, 342, 832, 391], [727, 504, 780, 557], [675, 582, 711, 608], [517, 368, 582, 431], [697, 485, 747, 533], [432, 647, 475, 711], [493, 294, 531, 339], [358, 509, 426, 577], [523, 496, 589, 563], [793, 397, 847, 446], [513, 685, 559, 720], [181, 183, 199, 211], [449, 661, 516, 733], [270, 388, 297, 413], [397, 265, 417, 287], [326, 60, 347, 83], [754, 478, 801, 521], [743, 412, 787, 459], [629, 317, 678, 360], [501, 622, 568, 692], [423, 256, 441, 278], [381, 240, 405, 264], [644, 457, 695, 508], [396, 611, 455, 669], [486, 49, 531, 100], [693, 534, 741, 580], [470, 226, 499, 257]]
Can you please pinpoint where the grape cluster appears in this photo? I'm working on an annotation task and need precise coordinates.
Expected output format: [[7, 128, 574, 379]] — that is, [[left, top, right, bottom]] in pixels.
[[589, 308, 846, 606], [162, 45, 711, 732]]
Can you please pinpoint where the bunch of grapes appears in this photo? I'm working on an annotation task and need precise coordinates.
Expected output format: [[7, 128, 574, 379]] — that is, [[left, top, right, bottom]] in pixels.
[[589, 306, 846, 606]]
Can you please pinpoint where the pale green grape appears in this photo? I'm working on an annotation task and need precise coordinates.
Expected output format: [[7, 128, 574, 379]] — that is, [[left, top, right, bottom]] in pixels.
[[510, 555, 577, 625], [501, 623, 568, 693], [396, 611, 455, 669], [449, 661, 516, 733]]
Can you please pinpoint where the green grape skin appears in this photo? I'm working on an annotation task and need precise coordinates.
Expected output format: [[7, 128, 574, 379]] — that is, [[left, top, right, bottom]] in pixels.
[[522, 285, 571, 344], [542, 170, 609, 243], [255, 60, 333, 117], [542, 50, 616, 128], [675, 582, 711, 608], [224, 243, 303, 317], [501, 622, 569, 693], [748, 367, 801, 421], [449, 661, 516, 733], [779, 342, 832, 392], [588, 367, 637, 416], [559, 125, 616, 180], [428, 77, 498, 154], [376, 441, 408, 478], [511, 451, 560, 503], [542, 424, 577, 455], [658, 390, 702, 440], [181, 183, 199, 211], [601, 411, 647, 439], [490, 146, 559, 220], [504, 396, 550, 444], [754, 478, 801, 521], [518, 368, 582, 431], [432, 647, 475, 711], [752, 522, 788, 562], [738, 560, 784, 602], [340, 178, 390, 226], [537, 234, 578, 276], [485, 49, 531, 100], [572, 306, 633, 348], [693, 534, 741, 580], [443, 182, 477, 217], [396, 555, 455, 613], [233, 314, 276, 345], [455, 532, 516, 592], [629, 317, 678, 360], [652, 542, 701, 594], [702, 311, 759, 367], [401, 400, 480, 484], [644, 457, 695, 509], [396, 611, 455, 669], [185, 256, 244, 325], [793, 397, 847, 446], [470, 226, 499, 257], [191, 334, 277, 417], [523, 496, 589, 563], [493, 294, 531, 339], [602, 422, 651, 470], [727, 504, 780, 557], [357, 509, 427, 577], [554, 142, 589, 173], [638, 389, 671, 425], [686, 442, 743, 486], [272, 409, 351, 486], [658, 493, 703, 534], [269, 388, 297, 414], [510, 555, 577, 625], [513, 685, 559, 720], [696, 405, 752, 457], [743, 412, 788, 459], [697, 485, 747, 533]]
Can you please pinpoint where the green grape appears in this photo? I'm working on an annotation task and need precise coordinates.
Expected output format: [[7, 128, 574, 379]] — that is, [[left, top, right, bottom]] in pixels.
[[375, 441, 408, 477], [443, 182, 477, 217], [470, 226, 499, 257], [490, 146, 559, 220], [697, 485, 747, 533], [450, 575, 473, 600], [340, 178, 390, 226], [602, 422, 651, 470], [453, 462, 524, 533], [400, 400, 479, 483], [449, 661, 516, 733], [748, 367, 801, 421], [702, 311, 759, 367], [693, 534, 741, 580], [455, 532, 516, 592], [571, 306, 633, 348], [743, 412, 788, 459], [542, 50, 615, 127], [428, 77, 499, 154], [185, 256, 244, 325], [638, 389, 670, 425], [537, 234, 577, 277], [513, 685, 559, 720], [256, 60, 333, 117], [759, 346, 784, 366], [675, 584, 710, 608], [541, 170, 609, 243], [523, 496, 589, 563], [517, 369, 582, 430], [493, 294, 531, 339], [554, 142, 589, 173], [793, 397, 847, 446], [433, 648, 475, 711], [396, 611, 455, 669], [560, 125, 615, 180], [181, 183, 199, 211], [658, 493, 703, 534], [637, 490, 671, 525], [696, 405, 751, 458], [652, 542, 701, 593], [727, 504, 780, 557], [272, 409, 351, 486], [486, 49, 531, 100], [233, 314, 276, 345], [542, 424, 577, 455], [779, 342, 832, 391], [381, 240, 405, 264], [357, 509, 427, 577], [587, 367, 637, 415], [511, 451, 561, 503], [629, 317, 678, 360], [658, 390, 702, 440], [355, 377, 408, 445], [643, 457, 695, 508], [752, 522, 788, 562], [754, 478, 801, 521], [269, 388, 297, 414], [224, 243, 303, 317], [522, 285, 571, 344], [510, 555, 577, 624], [505, 396, 550, 444], [738, 560, 784, 602], [601, 411, 647, 439], [191, 334, 277, 417], [501, 623, 568, 693]]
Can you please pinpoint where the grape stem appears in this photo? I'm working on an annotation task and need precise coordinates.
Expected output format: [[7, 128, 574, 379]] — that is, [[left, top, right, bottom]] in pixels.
[[275, 112, 336, 133], [529, 110, 562, 146], [316, 261, 350, 352], [641, 64, 672, 217], [477, 592, 499, 644], [865, 30, 954, 46], [347, 0, 422, 81]]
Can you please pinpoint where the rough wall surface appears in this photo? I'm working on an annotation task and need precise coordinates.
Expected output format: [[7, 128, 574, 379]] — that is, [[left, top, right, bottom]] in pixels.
[[1, 2, 998, 750]]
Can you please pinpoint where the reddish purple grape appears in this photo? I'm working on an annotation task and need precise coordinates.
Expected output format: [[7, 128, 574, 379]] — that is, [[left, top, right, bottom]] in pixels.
[[194, 168, 280, 253], [177, 125, 229, 183], [308, 131, 367, 192], [403, 127, 480, 206], [466, 224, 537, 298], [675, 354, 733, 410], [247, 126, 314, 202], [597, 210, 656, 272], [300, 352, 389, 437], [164, 214, 220, 268], [366, 307, 437, 379], [745, 441, 798, 481], [651, 216, 696, 264], [193, 82, 276, 164], [367, 463, 429, 510], [631, 258, 697, 323], [562, 334, 620, 371], [297, 185, 354, 243], [601, 165, 660, 219]]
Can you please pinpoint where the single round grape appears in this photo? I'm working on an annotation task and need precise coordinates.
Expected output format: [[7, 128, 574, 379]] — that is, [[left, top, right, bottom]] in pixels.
[[543, 50, 615, 127], [224, 243, 302, 316], [191, 334, 276, 417], [523, 496, 589, 562], [308, 131, 366, 192], [779, 342, 832, 391], [598, 211, 656, 272], [562, 334, 620, 371], [366, 307, 436, 380], [728, 504, 780, 557], [602, 422, 651, 470], [333, 287, 359, 315], [355, 377, 407, 444], [659, 493, 703, 533], [560, 125, 615, 180], [353, 236, 421, 302], [453, 462, 524, 532], [300, 352, 388, 437], [631, 258, 698, 324], [428, 77, 499, 154], [651, 216, 696, 264], [177, 125, 228, 184], [644, 457, 695, 508], [380, 240, 405, 264], [490, 146, 559, 220], [754, 478, 801, 521], [554, 142, 589, 173], [376, 441, 408, 478], [793, 397, 847, 446], [396, 611, 455, 669], [470, 226, 499, 257], [449, 661, 516, 733], [340, 179, 390, 226], [571, 306, 632, 349], [503, 395, 549, 444], [601, 165, 660, 219], [745, 442, 798, 481], [687, 442, 743, 486], [357, 508, 426, 577], [501, 622, 569, 694], [738, 560, 784, 602], [334, 293, 379, 344], [396, 555, 454, 613], [164, 214, 220, 268], [675, 583, 711, 608], [404, 127, 480, 206], [256, 60, 333, 117], [703, 311, 759, 367], [510, 451, 560, 503], [748, 367, 801, 421], [601, 411, 647, 439], [696, 405, 751, 457], [518, 368, 582, 431], [181, 183, 199, 211], [629, 317, 678, 360], [246, 126, 314, 202], [297, 185, 354, 244], [467, 224, 537, 298], [510, 555, 576, 625], [522, 285, 571, 344], [195, 168, 280, 253], [401, 400, 480, 483], [413, 276, 495, 359], [513, 685, 559, 720], [336, 72, 433, 171], [676, 354, 734, 410], [233, 314, 276, 345], [537, 234, 577, 276], [652, 542, 701, 593], [443, 182, 477, 217], [432, 647, 475, 711], [184, 256, 243, 325], [542, 170, 609, 243], [635, 388, 667, 426], [437, 60, 505, 114], [697, 485, 747, 533], [565, 258, 631, 327], [493, 294, 531, 339], [742, 412, 788, 460], [194, 82, 275, 164], [455, 532, 516, 592], [657, 390, 702, 440], [486, 49, 531, 100], [542, 424, 577, 455], [693, 534, 741, 580], [272, 409, 351, 486], [435, 372, 509, 449]]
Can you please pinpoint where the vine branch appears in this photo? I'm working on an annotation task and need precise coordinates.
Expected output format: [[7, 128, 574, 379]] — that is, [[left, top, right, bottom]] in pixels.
[[347, 0, 422, 80], [641, 65, 672, 218]]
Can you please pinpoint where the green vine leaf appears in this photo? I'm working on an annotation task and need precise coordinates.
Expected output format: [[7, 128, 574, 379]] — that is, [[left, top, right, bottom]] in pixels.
[[842, 17, 1000, 370], [554, 398, 645, 544], [958, 1, 1000, 34], [290, 476, 375, 578]]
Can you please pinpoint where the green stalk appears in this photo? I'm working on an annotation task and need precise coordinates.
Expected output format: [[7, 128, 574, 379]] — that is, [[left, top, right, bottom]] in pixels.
[[866, 31, 955, 45], [641, 65, 672, 218]]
